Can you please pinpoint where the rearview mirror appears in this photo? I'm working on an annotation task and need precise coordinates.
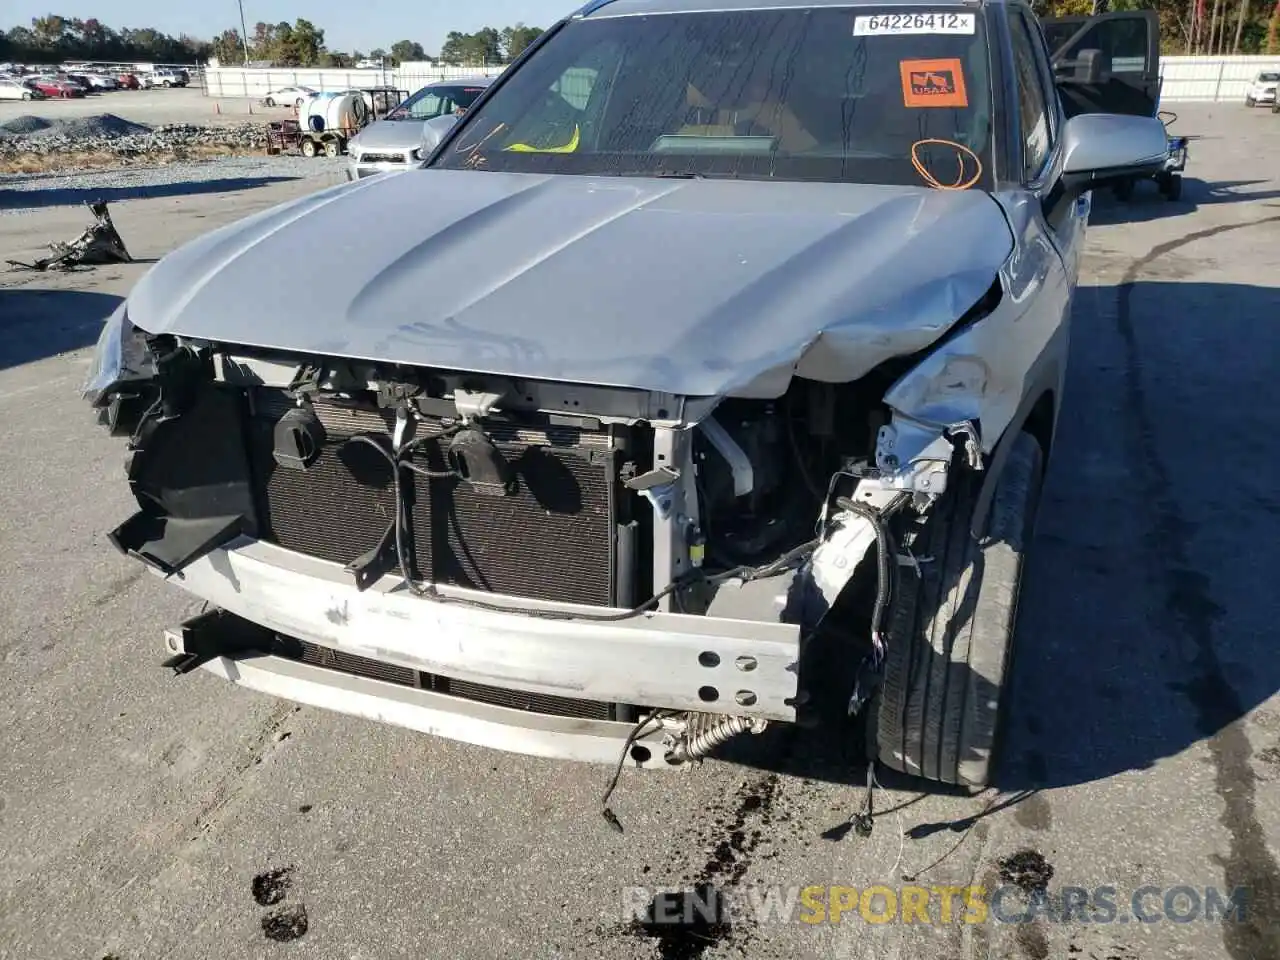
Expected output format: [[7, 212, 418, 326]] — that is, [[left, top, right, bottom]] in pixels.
[[420, 113, 460, 158], [1059, 112, 1167, 196]]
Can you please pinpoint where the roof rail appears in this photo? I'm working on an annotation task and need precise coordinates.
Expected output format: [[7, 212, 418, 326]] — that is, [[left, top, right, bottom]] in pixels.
[[574, 0, 622, 18]]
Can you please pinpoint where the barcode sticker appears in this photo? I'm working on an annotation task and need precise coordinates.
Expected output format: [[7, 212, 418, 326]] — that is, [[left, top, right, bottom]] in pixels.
[[854, 13, 977, 35]]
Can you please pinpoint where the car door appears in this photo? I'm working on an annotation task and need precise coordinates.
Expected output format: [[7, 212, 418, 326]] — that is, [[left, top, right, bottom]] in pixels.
[[1040, 10, 1160, 118], [1004, 3, 1087, 285]]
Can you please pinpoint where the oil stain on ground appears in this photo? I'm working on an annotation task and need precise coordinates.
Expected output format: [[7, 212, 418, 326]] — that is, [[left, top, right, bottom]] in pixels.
[[625, 883, 732, 960], [624, 774, 785, 959], [1014, 921, 1050, 960], [251, 864, 308, 942], [251, 866, 294, 906], [261, 904, 309, 943], [998, 849, 1055, 895]]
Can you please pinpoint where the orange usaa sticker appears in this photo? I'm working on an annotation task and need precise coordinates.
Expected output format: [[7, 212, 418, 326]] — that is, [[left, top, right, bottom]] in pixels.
[[900, 58, 968, 108]]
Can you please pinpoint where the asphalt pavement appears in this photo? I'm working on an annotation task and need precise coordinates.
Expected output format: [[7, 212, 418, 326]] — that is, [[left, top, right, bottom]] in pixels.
[[0, 103, 1278, 960]]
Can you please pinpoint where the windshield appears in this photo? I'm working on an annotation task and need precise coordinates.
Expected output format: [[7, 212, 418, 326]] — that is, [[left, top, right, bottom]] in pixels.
[[430, 8, 993, 189], [390, 84, 490, 121], [1259, 72, 1280, 82]]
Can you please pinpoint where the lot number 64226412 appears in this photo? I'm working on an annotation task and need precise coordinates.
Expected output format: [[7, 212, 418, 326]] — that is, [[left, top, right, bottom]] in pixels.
[[853, 12, 977, 35]]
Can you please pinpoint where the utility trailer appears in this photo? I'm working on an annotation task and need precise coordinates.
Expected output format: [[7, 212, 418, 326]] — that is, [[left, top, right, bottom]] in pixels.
[[265, 87, 410, 159], [1042, 9, 1187, 201]]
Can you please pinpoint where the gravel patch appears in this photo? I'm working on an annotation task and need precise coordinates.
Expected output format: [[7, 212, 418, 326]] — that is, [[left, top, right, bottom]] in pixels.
[[37, 114, 153, 139], [0, 113, 276, 165], [0, 155, 346, 215], [0, 116, 54, 136]]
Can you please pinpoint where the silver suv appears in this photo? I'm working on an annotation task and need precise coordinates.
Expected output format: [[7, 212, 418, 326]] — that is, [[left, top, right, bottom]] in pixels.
[[88, 0, 1166, 789], [346, 77, 494, 179]]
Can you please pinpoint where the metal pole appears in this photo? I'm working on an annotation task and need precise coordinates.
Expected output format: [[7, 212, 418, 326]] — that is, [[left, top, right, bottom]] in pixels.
[[237, 0, 251, 64]]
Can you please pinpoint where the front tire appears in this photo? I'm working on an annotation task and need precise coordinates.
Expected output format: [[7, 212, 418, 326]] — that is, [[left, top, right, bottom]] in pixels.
[[324, 140, 341, 158], [874, 431, 1044, 788], [265, 97, 276, 107], [1246, 96, 1256, 107], [1159, 173, 1183, 201]]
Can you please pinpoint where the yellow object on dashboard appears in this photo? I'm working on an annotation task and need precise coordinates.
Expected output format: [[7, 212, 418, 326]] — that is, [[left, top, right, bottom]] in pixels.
[[506, 124, 581, 154]]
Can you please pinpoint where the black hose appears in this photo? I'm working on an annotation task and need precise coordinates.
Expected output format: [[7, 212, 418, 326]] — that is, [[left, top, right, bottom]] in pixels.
[[835, 496, 898, 716], [835, 496, 894, 646]]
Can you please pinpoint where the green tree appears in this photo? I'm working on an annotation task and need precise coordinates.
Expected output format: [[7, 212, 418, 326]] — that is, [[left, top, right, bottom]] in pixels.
[[31, 14, 68, 47], [250, 21, 277, 60], [211, 28, 246, 64], [288, 18, 325, 65], [389, 39, 427, 64], [501, 24, 543, 60], [1, 15, 210, 63], [439, 27, 502, 65]]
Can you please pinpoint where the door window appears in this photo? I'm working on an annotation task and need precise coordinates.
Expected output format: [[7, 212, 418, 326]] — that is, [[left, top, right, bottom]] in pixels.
[[406, 93, 446, 120], [1009, 10, 1052, 180]]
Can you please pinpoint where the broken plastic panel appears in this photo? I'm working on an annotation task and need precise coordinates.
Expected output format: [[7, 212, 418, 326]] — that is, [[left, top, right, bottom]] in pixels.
[[110, 386, 260, 576]]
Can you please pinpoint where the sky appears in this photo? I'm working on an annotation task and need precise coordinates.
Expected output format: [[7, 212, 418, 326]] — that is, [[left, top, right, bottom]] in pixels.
[[5, 0, 577, 55]]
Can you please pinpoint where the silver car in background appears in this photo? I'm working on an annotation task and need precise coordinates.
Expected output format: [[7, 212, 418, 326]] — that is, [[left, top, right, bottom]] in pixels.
[[346, 77, 494, 180]]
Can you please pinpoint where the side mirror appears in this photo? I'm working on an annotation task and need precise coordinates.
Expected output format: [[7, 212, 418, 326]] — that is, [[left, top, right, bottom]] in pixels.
[[420, 113, 460, 158], [1055, 48, 1110, 85], [1058, 112, 1167, 197]]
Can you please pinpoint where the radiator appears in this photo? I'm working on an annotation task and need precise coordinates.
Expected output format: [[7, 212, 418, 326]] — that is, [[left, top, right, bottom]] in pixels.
[[245, 394, 620, 607]]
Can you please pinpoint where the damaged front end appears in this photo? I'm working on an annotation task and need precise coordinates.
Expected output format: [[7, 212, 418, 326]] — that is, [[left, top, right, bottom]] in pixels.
[[85, 298, 1003, 781]]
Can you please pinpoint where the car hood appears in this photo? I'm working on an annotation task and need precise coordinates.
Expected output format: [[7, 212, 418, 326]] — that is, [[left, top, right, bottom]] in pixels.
[[351, 119, 426, 152], [127, 170, 1015, 399]]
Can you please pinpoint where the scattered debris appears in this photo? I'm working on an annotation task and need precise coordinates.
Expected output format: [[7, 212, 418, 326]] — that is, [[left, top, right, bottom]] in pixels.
[[261, 903, 308, 942], [6, 201, 132, 271], [251, 866, 294, 907], [998, 849, 1055, 894]]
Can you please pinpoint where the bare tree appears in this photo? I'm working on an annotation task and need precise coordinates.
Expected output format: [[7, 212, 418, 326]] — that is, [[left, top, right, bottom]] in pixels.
[[1232, 0, 1251, 50]]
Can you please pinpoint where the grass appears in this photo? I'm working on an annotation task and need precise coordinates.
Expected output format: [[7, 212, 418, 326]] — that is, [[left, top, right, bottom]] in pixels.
[[0, 143, 263, 175]]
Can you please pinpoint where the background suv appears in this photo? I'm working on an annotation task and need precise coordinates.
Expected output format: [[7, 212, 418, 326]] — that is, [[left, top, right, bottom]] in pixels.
[[345, 77, 494, 179], [1245, 70, 1278, 106]]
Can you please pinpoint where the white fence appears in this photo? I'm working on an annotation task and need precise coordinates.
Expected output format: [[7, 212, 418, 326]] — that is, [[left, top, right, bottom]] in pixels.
[[200, 55, 1280, 103], [1159, 55, 1279, 102], [200, 65, 507, 99]]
